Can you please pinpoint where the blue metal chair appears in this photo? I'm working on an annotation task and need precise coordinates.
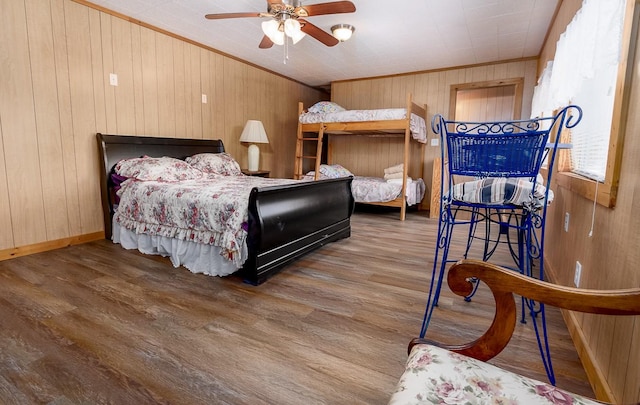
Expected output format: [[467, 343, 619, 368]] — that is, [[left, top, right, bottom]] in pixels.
[[419, 105, 582, 385]]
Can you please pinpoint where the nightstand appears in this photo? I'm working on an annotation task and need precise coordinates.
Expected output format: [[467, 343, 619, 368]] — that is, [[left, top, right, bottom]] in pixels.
[[242, 169, 270, 178]]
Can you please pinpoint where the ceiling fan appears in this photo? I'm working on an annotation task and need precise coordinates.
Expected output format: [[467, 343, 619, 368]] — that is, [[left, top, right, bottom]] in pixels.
[[205, 0, 356, 49]]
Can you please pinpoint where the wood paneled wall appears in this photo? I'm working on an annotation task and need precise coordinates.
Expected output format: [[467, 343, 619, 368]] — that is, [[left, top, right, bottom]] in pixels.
[[330, 60, 538, 202], [540, 1, 640, 403], [0, 0, 322, 254]]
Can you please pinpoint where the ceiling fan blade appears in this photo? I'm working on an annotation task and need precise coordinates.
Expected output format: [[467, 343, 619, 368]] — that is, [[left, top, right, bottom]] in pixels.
[[259, 35, 274, 49], [205, 12, 263, 20], [299, 19, 339, 47], [295, 1, 356, 17]]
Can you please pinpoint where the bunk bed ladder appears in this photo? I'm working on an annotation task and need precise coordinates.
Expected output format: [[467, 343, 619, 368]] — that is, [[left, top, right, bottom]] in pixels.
[[294, 103, 324, 180]]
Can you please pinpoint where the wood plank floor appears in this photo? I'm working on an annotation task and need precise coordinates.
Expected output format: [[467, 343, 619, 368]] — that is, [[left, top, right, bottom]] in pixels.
[[0, 208, 594, 404]]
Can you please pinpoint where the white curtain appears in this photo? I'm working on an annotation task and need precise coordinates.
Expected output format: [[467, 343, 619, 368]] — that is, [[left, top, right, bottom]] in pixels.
[[530, 0, 625, 182]]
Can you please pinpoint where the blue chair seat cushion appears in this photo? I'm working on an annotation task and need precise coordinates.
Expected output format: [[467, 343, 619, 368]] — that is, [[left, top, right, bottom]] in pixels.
[[451, 176, 552, 207]]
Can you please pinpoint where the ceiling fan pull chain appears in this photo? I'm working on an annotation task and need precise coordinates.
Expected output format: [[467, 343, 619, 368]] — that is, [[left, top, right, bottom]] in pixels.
[[284, 37, 289, 64]]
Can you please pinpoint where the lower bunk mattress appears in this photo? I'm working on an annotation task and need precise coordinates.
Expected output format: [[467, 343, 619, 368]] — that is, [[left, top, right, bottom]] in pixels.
[[305, 174, 425, 206], [351, 176, 425, 206], [305, 164, 425, 207]]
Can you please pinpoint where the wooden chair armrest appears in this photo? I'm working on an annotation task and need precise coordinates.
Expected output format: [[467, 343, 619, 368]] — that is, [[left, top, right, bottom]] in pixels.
[[411, 259, 640, 361]]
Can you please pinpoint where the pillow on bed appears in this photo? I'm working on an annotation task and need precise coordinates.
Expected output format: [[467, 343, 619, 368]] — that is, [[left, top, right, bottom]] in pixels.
[[319, 164, 353, 178], [114, 156, 203, 182], [307, 101, 346, 114], [185, 153, 242, 176]]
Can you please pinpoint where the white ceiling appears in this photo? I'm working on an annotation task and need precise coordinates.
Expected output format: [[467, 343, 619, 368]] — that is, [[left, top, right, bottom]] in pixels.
[[87, 0, 560, 88]]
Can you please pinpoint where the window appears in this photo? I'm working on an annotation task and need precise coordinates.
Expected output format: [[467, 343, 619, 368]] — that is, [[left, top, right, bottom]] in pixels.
[[530, 0, 637, 207]]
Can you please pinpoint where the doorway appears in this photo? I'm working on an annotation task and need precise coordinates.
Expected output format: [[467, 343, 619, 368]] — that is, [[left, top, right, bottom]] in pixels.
[[449, 78, 524, 121], [429, 78, 524, 218]]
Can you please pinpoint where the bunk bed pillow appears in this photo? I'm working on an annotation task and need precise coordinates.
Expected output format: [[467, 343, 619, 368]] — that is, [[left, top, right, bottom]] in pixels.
[[114, 156, 203, 182], [185, 153, 242, 176], [319, 164, 353, 178], [307, 101, 346, 114]]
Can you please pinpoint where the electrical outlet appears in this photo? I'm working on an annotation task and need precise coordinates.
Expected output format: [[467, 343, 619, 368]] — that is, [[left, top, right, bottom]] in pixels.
[[564, 212, 570, 232], [109, 73, 118, 86], [430, 138, 439, 146], [574, 261, 582, 287], [201, 94, 207, 104]]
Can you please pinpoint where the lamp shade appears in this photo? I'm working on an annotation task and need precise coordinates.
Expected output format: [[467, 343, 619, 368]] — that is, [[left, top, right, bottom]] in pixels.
[[284, 18, 301, 37], [289, 27, 306, 44], [240, 120, 269, 171], [239, 120, 269, 144], [284, 18, 306, 44], [261, 20, 285, 46], [261, 19, 279, 37]]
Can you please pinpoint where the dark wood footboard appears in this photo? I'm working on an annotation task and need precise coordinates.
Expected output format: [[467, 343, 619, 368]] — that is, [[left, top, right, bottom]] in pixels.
[[243, 177, 355, 285]]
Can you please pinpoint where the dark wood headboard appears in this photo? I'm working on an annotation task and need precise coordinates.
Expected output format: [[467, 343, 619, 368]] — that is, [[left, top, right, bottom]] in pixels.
[[96, 133, 226, 239]]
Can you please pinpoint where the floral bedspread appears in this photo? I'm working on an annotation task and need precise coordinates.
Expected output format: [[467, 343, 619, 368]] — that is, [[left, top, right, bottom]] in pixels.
[[299, 108, 427, 143], [114, 176, 299, 266], [388, 344, 601, 405]]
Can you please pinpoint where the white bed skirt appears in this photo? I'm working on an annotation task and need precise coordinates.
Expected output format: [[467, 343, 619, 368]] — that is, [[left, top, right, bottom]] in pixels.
[[112, 221, 243, 277]]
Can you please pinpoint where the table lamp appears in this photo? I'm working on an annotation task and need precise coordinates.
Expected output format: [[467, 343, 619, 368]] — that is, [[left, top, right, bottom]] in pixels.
[[239, 120, 269, 171]]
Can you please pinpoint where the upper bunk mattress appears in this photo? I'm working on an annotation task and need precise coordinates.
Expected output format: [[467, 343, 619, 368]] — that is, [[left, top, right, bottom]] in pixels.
[[299, 108, 427, 143]]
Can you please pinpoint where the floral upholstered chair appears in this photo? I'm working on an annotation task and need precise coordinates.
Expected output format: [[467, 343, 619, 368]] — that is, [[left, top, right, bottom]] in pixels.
[[389, 260, 640, 405]]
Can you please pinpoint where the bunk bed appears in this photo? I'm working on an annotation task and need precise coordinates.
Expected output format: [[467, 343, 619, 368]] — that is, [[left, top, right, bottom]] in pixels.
[[295, 93, 427, 220], [97, 133, 355, 285]]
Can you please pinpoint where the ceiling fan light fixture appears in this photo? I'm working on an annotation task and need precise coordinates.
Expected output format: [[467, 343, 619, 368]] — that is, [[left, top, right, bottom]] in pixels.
[[290, 26, 306, 44], [284, 18, 301, 37], [331, 24, 354, 42], [262, 19, 279, 36], [205, 1, 356, 49], [291, 29, 306, 44], [271, 30, 285, 46], [262, 20, 285, 45], [284, 18, 306, 44]]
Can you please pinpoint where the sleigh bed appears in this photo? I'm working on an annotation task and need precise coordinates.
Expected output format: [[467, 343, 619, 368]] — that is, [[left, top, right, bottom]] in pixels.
[[97, 133, 354, 285]]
